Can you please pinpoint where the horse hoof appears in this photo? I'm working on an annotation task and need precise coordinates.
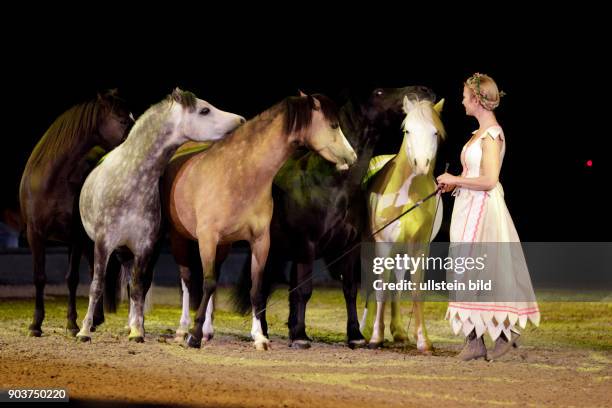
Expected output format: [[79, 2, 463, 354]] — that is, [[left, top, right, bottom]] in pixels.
[[129, 336, 144, 343], [393, 334, 410, 344], [185, 334, 201, 349], [289, 339, 311, 349], [89, 326, 97, 333], [348, 339, 367, 349], [203, 333, 214, 342], [28, 329, 42, 337], [255, 341, 270, 351], [77, 335, 91, 343], [367, 341, 383, 349], [66, 328, 79, 337], [417, 345, 435, 354], [174, 332, 188, 343]]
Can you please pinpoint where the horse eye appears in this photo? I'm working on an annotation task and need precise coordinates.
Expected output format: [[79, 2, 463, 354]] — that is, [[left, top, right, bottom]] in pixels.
[[331, 123, 339, 130], [199, 107, 210, 116], [374, 89, 384, 96]]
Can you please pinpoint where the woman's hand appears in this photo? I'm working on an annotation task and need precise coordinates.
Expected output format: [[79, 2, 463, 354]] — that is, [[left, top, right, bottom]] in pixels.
[[436, 172, 458, 193]]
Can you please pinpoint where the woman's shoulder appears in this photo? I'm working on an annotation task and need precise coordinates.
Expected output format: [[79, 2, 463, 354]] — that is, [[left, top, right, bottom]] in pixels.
[[479, 124, 504, 140]]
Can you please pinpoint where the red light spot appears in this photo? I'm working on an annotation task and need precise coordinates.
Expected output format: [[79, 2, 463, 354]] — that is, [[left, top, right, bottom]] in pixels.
[[586, 160, 593, 167]]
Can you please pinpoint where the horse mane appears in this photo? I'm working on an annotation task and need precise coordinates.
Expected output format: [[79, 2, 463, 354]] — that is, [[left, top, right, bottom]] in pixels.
[[166, 89, 197, 112], [25, 91, 127, 171], [402, 99, 446, 140], [283, 94, 339, 135]]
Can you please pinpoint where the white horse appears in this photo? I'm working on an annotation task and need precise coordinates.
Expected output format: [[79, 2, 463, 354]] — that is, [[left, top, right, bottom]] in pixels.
[[361, 96, 445, 352], [77, 88, 245, 342]]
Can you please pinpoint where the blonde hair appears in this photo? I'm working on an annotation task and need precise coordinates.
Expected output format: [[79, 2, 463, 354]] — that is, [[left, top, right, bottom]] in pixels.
[[465, 73, 505, 111]]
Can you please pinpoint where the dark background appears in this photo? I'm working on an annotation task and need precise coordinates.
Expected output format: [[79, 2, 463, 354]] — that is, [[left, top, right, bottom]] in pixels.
[[1, 16, 608, 242]]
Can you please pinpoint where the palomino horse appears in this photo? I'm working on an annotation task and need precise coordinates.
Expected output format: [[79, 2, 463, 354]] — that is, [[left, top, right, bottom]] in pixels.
[[162, 93, 357, 349], [77, 88, 244, 342], [361, 96, 445, 352], [19, 90, 133, 337], [229, 86, 437, 349]]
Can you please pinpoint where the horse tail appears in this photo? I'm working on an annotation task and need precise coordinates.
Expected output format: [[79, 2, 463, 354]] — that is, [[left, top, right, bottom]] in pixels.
[[140, 237, 164, 314], [119, 258, 131, 305], [143, 283, 154, 314], [103, 255, 121, 313], [230, 246, 288, 315], [116, 256, 155, 314]]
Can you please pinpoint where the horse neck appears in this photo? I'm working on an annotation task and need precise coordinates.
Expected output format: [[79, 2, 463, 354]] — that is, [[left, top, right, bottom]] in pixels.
[[29, 130, 101, 185], [381, 135, 418, 192], [339, 104, 379, 187], [236, 113, 297, 185], [340, 101, 368, 154], [119, 105, 183, 179]]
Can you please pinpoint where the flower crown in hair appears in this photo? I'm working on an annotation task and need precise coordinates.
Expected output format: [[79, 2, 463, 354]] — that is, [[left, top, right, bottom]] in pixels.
[[466, 72, 506, 110]]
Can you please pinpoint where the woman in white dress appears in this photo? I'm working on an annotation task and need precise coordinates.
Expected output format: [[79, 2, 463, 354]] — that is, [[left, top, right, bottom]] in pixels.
[[436, 73, 540, 361]]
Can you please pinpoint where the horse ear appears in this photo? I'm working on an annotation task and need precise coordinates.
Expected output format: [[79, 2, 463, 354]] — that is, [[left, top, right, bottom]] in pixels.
[[298, 89, 307, 97], [434, 98, 445, 114], [311, 96, 321, 111], [172, 87, 184, 103], [403, 95, 415, 113]]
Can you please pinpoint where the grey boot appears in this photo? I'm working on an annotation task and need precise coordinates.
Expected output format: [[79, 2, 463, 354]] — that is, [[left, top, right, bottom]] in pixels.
[[456, 330, 487, 361], [487, 331, 520, 361]]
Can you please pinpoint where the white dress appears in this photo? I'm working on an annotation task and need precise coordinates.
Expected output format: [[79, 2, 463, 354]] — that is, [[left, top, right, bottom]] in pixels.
[[445, 125, 540, 341]]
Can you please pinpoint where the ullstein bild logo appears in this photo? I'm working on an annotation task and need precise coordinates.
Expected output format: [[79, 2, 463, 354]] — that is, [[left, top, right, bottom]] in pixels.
[[371, 278, 492, 292]]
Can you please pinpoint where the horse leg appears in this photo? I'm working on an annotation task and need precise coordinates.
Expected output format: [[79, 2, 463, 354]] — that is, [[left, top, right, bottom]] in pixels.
[[128, 253, 153, 342], [361, 269, 388, 345], [331, 252, 366, 349], [82, 240, 105, 330], [368, 301, 386, 348], [390, 300, 410, 343], [412, 299, 433, 353], [202, 247, 226, 342], [288, 247, 314, 349], [411, 263, 433, 353], [66, 241, 82, 336], [202, 294, 215, 342], [77, 241, 111, 341], [249, 232, 271, 351], [185, 237, 218, 349], [27, 227, 45, 337], [390, 269, 409, 343], [176, 260, 217, 344], [170, 229, 195, 340], [175, 267, 192, 341], [359, 293, 369, 336]]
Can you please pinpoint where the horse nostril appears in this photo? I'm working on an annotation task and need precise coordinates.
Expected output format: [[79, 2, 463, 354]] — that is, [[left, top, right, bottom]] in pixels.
[[239, 117, 246, 124]]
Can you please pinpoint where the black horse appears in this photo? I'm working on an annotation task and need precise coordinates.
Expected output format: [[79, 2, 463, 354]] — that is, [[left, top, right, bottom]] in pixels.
[[19, 90, 132, 337], [230, 85, 436, 348]]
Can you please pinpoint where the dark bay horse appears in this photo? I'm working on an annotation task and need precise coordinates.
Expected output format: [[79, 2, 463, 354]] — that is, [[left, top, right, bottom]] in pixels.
[[19, 90, 132, 337], [162, 93, 357, 349]]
